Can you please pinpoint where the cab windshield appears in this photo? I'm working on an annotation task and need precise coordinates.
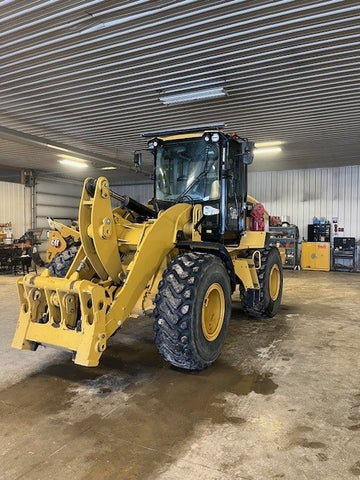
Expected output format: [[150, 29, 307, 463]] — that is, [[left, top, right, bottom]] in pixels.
[[155, 137, 220, 202]]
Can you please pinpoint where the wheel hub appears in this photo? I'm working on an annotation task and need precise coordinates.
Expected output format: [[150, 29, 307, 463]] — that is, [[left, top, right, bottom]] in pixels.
[[201, 283, 225, 341], [269, 264, 280, 301]]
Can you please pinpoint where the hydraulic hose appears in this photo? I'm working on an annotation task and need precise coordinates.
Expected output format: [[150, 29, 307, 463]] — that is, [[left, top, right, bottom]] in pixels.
[[85, 178, 157, 218]]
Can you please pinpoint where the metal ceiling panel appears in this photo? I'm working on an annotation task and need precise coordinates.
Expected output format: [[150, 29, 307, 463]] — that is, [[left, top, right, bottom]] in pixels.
[[0, 0, 359, 180]]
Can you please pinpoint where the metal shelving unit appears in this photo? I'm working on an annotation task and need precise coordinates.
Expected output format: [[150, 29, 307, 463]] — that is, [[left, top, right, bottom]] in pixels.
[[332, 237, 357, 272], [269, 225, 299, 269]]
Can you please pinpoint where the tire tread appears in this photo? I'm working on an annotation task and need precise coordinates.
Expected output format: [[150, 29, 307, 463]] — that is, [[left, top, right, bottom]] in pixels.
[[154, 252, 226, 370]]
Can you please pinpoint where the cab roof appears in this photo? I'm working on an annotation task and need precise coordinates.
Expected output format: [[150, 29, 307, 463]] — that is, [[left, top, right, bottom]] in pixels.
[[141, 123, 225, 138]]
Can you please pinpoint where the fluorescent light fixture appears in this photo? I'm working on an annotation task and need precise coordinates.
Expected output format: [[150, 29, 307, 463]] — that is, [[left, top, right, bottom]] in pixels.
[[255, 141, 284, 148], [100, 166, 117, 170], [160, 87, 226, 105], [58, 155, 88, 168], [59, 159, 89, 168], [47, 144, 70, 152], [58, 154, 88, 162], [254, 147, 282, 154]]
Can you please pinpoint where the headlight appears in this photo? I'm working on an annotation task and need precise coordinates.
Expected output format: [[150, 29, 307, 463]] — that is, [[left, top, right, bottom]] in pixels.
[[211, 133, 219, 142], [148, 140, 158, 150]]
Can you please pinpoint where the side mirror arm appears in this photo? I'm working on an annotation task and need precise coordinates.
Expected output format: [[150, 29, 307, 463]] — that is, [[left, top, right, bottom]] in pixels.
[[134, 151, 142, 172]]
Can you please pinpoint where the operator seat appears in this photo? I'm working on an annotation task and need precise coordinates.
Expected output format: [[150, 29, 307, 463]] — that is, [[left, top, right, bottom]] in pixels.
[[209, 180, 220, 199]]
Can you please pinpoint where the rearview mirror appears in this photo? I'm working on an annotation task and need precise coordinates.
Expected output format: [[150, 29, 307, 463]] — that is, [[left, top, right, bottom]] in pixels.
[[242, 152, 253, 165], [242, 141, 254, 165]]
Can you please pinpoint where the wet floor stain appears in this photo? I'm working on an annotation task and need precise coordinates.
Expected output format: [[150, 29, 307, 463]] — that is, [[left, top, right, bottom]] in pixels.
[[0, 308, 288, 479], [349, 460, 360, 476], [41, 353, 278, 478], [228, 372, 278, 396]]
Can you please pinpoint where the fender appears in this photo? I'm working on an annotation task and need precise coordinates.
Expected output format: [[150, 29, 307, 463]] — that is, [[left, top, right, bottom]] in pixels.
[[176, 241, 236, 292]]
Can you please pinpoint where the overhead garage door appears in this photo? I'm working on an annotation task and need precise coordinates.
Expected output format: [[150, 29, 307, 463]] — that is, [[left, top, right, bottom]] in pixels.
[[35, 177, 82, 229]]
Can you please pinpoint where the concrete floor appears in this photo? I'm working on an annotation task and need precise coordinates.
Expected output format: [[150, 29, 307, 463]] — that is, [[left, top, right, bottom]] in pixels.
[[1, 271, 360, 480]]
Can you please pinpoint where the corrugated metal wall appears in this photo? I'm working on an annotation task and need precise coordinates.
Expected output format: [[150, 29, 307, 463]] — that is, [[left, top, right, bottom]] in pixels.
[[248, 165, 360, 241], [112, 182, 153, 205], [0, 181, 31, 239]]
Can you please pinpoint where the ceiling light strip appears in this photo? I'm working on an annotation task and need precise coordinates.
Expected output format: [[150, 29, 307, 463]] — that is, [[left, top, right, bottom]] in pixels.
[[58, 158, 88, 168]]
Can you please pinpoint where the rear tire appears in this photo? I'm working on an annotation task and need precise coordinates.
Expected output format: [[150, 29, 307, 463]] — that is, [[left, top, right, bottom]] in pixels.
[[153, 252, 231, 370], [240, 247, 283, 318]]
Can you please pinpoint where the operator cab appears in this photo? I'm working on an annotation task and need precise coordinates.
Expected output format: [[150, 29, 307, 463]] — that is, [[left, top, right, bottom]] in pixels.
[[154, 135, 220, 203], [140, 125, 254, 244]]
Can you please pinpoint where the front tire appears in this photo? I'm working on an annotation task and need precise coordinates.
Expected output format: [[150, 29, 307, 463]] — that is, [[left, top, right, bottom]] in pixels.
[[153, 252, 231, 370]]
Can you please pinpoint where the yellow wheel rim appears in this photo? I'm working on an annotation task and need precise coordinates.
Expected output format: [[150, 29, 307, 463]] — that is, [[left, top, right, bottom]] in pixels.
[[201, 283, 225, 342], [269, 264, 281, 301]]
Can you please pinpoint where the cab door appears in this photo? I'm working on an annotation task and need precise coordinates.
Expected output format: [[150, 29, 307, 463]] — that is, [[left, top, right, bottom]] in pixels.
[[223, 139, 248, 242]]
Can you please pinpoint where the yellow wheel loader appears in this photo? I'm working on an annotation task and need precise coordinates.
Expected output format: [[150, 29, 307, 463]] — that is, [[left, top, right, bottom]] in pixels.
[[12, 125, 283, 370]]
